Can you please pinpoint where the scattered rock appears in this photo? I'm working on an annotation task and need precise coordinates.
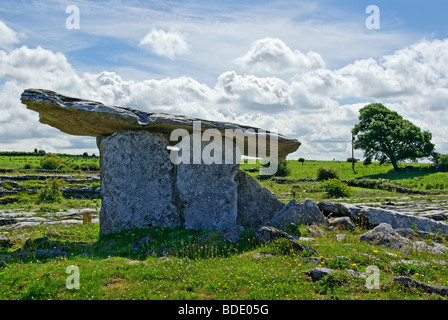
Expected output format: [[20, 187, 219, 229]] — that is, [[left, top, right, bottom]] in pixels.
[[305, 225, 326, 238], [348, 204, 448, 236], [306, 267, 334, 281], [35, 248, 67, 257], [346, 269, 368, 279], [134, 236, 152, 247], [336, 234, 347, 242], [255, 226, 317, 254], [222, 226, 244, 243], [297, 236, 315, 242], [328, 217, 355, 230], [359, 223, 412, 254], [317, 202, 351, 218], [391, 259, 429, 267], [252, 253, 275, 258], [412, 241, 448, 255], [0, 235, 12, 248], [77, 252, 91, 258], [303, 257, 327, 264], [393, 276, 448, 297], [267, 199, 326, 229]]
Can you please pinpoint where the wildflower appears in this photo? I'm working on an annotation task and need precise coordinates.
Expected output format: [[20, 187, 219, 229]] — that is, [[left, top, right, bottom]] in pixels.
[[373, 250, 378, 253], [352, 263, 357, 267]]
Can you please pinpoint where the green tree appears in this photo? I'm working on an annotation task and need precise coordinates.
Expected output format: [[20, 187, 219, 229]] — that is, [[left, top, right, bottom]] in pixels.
[[352, 103, 434, 172]]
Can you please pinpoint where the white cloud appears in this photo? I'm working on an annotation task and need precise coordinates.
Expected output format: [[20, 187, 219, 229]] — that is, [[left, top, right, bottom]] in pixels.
[[235, 38, 324, 78], [1, 36, 448, 159], [0, 20, 20, 50], [140, 28, 189, 60]]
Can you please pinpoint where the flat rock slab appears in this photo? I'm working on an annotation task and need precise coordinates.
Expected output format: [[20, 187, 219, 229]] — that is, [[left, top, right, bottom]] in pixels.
[[0, 208, 99, 231], [21, 88, 300, 160]]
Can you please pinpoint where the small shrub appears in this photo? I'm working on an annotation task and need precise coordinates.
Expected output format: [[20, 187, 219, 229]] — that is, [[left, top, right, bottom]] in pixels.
[[272, 238, 296, 255], [0, 195, 20, 204], [275, 160, 291, 177], [323, 179, 351, 198], [316, 167, 339, 181], [23, 162, 35, 169], [363, 158, 372, 166], [36, 179, 63, 204], [40, 155, 62, 170]]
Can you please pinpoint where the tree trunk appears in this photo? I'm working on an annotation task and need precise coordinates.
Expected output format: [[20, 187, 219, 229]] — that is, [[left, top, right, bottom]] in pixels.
[[391, 160, 399, 172]]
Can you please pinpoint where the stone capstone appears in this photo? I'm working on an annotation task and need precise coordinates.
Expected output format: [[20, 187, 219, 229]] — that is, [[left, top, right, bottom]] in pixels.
[[21, 88, 300, 160]]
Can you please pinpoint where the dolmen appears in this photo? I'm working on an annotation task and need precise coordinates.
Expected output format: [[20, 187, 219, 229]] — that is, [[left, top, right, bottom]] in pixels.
[[21, 89, 300, 235]]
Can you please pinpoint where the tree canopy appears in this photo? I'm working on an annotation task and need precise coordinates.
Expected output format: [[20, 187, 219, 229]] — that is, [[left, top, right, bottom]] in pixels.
[[352, 103, 434, 171]]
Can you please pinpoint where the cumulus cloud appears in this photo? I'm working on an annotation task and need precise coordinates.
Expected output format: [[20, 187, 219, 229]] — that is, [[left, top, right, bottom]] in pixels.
[[236, 38, 324, 77], [0, 20, 20, 50], [1, 36, 448, 159], [139, 28, 189, 60]]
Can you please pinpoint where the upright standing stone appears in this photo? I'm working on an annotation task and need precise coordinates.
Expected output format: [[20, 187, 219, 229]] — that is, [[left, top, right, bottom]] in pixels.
[[99, 131, 181, 235], [176, 138, 239, 230]]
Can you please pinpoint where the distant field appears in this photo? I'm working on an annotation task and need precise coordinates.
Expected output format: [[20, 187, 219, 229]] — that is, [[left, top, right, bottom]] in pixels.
[[240, 159, 448, 203], [1, 153, 447, 205], [0, 152, 99, 171]]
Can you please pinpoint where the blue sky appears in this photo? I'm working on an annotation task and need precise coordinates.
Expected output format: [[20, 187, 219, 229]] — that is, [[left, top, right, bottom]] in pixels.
[[1, 0, 448, 160]]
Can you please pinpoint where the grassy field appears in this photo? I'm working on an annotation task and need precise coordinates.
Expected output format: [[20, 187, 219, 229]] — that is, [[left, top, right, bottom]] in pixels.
[[1, 222, 447, 300], [0, 152, 99, 171], [1, 155, 448, 301], [240, 159, 448, 204]]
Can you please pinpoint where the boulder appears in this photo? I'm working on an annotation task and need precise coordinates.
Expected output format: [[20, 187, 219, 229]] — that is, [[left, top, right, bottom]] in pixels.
[[234, 170, 285, 228], [317, 201, 351, 218], [327, 217, 355, 230], [393, 276, 448, 297], [255, 226, 317, 254], [359, 223, 412, 254], [222, 226, 245, 243], [340, 203, 448, 236], [412, 241, 448, 255], [306, 267, 334, 281], [305, 225, 326, 238], [267, 199, 326, 229]]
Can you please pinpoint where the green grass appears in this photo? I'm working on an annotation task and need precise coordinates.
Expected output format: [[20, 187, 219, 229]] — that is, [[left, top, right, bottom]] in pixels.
[[0, 153, 99, 171], [239, 159, 448, 203], [1, 223, 447, 300], [1, 157, 448, 300]]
